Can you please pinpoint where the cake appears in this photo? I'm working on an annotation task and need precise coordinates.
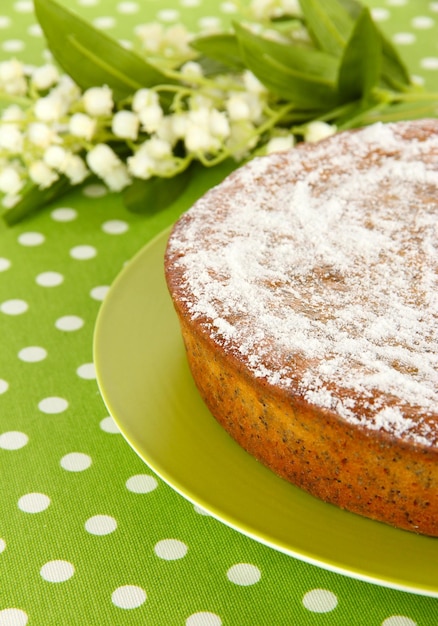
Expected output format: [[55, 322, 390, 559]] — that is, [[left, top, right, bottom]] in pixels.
[[164, 119, 438, 536]]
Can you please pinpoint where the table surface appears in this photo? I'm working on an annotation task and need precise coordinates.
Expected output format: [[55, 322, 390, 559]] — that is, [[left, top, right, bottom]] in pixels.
[[1, 1, 438, 625]]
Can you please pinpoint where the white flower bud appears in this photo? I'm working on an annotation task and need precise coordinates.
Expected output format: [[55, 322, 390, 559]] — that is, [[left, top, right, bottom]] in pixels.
[[226, 95, 251, 121], [1, 105, 24, 122], [83, 85, 114, 117], [86, 143, 120, 177], [32, 64, 60, 91], [103, 166, 131, 192], [145, 137, 172, 160], [29, 160, 59, 188], [86, 143, 131, 190], [185, 124, 219, 153], [209, 109, 230, 139], [0, 125, 23, 152], [138, 104, 163, 133], [34, 95, 67, 122], [171, 113, 188, 139], [0, 59, 24, 83], [52, 74, 81, 106], [304, 121, 336, 143], [69, 113, 96, 140], [265, 135, 294, 154], [112, 110, 139, 140], [27, 122, 58, 148], [127, 148, 154, 179], [63, 154, 89, 184], [180, 61, 203, 82], [43, 145, 69, 170], [132, 88, 159, 113], [0, 166, 24, 195], [243, 70, 267, 95]]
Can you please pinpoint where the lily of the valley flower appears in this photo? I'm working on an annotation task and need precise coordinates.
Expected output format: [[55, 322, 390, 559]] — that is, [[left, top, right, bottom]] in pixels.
[[86, 144, 131, 191], [83, 85, 114, 117]]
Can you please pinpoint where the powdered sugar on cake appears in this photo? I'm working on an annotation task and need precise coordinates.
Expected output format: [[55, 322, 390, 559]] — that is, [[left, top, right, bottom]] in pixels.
[[167, 120, 438, 447]]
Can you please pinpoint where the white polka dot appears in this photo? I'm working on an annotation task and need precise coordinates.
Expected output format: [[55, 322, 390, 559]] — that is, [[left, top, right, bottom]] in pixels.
[[0, 431, 28, 450], [220, 1, 238, 13], [126, 474, 158, 493], [0, 16, 11, 28], [154, 539, 188, 560], [40, 560, 74, 583], [90, 285, 110, 301], [412, 16, 435, 29], [382, 617, 417, 626], [77, 0, 99, 5], [386, 0, 406, 5], [36, 271, 64, 287], [18, 232, 45, 246], [60, 452, 92, 472], [76, 362, 96, 380], [226, 563, 261, 586], [0, 379, 9, 394], [93, 16, 116, 29], [302, 589, 338, 613], [13, 1, 33, 12], [55, 315, 84, 331], [38, 396, 68, 414], [198, 16, 222, 30], [0, 258, 11, 272], [371, 8, 390, 20], [18, 346, 47, 362], [157, 8, 180, 21], [85, 515, 117, 535], [28, 23, 43, 37], [411, 74, 425, 86], [2, 39, 25, 52], [117, 1, 139, 13], [0, 538, 5, 553], [0, 608, 28, 626], [82, 183, 107, 198], [431, 2, 438, 13], [180, 0, 201, 5], [392, 32, 416, 45], [420, 57, 438, 70], [112, 585, 147, 609], [1, 299, 28, 315], [69, 245, 97, 260], [186, 613, 222, 626], [100, 416, 120, 433], [51, 207, 77, 222], [18, 493, 50, 513], [102, 220, 129, 234]]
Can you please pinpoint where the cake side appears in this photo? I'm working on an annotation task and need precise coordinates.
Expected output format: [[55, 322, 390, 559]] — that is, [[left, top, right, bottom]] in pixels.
[[173, 305, 438, 536]]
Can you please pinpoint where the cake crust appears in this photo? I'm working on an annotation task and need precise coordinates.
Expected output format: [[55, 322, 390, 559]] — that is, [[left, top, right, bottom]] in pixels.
[[165, 119, 438, 535]]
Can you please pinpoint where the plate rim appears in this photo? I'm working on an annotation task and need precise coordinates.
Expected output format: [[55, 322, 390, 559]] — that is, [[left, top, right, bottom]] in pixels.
[[94, 227, 438, 598]]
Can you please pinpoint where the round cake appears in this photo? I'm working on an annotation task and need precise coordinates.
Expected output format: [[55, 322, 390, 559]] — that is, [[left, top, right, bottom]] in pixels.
[[164, 119, 438, 536]]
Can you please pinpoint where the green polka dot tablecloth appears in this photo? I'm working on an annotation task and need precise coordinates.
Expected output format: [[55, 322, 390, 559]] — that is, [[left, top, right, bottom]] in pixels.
[[1, 1, 438, 625]]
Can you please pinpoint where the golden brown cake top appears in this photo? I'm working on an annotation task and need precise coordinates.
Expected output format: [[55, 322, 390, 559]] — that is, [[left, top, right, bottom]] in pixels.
[[165, 120, 438, 447]]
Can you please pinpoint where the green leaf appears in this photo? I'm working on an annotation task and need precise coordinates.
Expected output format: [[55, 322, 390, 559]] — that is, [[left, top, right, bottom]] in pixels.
[[123, 168, 193, 215], [1, 176, 71, 226], [323, 0, 411, 88], [298, 0, 354, 56], [190, 34, 245, 72], [337, 8, 382, 101], [34, 0, 172, 102], [233, 23, 338, 109], [379, 33, 411, 88]]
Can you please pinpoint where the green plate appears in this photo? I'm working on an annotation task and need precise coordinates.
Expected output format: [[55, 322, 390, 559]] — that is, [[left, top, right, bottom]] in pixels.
[[94, 228, 438, 597]]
